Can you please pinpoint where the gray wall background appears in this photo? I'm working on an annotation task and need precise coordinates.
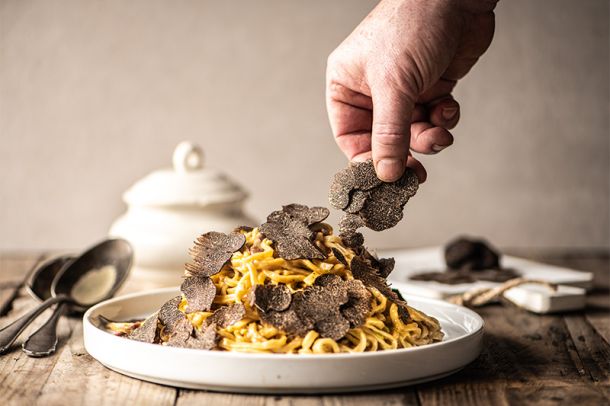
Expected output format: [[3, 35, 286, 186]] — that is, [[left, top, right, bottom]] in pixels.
[[1, 0, 608, 251]]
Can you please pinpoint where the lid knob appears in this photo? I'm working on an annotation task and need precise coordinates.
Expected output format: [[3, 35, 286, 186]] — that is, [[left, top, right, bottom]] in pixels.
[[173, 141, 204, 173]]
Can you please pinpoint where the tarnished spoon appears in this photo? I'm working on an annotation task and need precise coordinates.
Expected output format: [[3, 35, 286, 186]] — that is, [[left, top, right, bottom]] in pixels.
[[21, 255, 75, 357], [0, 239, 132, 356]]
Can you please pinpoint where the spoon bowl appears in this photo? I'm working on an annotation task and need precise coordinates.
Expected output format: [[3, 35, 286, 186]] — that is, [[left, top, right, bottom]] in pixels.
[[26, 255, 76, 303], [52, 239, 133, 313]]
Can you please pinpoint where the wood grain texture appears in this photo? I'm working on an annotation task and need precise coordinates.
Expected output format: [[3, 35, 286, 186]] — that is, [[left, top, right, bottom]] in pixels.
[[0, 251, 607, 406]]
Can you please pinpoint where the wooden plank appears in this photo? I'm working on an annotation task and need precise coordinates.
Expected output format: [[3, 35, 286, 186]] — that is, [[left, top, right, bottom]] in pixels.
[[563, 314, 610, 385], [505, 384, 609, 405], [0, 300, 71, 406], [0, 254, 40, 317], [476, 305, 586, 385], [0, 254, 39, 284], [417, 383, 508, 406], [34, 318, 177, 406], [177, 390, 419, 406]]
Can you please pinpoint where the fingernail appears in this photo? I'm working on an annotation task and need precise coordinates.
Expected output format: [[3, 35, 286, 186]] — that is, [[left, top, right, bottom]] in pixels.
[[376, 159, 404, 181], [442, 107, 458, 121], [432, 144, 447, 153]]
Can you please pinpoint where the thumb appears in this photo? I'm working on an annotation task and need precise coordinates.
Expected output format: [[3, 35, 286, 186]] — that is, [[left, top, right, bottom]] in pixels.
[[371, 84, 415, 182]]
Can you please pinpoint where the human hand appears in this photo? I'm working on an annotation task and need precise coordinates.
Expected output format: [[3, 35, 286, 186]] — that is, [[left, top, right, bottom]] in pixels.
[[326, 0, 497, 182]]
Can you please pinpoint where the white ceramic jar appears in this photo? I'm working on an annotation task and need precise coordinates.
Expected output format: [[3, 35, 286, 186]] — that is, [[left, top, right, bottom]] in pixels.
[[109, 141, 256, 288]]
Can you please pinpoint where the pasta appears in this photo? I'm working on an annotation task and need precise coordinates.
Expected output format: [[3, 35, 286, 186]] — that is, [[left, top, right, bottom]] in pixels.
[[107, 224, 444, 354]]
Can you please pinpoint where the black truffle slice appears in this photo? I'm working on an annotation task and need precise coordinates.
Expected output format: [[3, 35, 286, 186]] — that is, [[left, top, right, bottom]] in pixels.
[[253, 284, 292, 312], [338, 213, 365, 236], [349, 160, 383, 190], [180, 275, 216, 313], [183, 323, 218, 350], [185, 232, 246, 277], [331, 160, 419, 234], [344, 190, 369, 214], [349, 257, 404, 305], [260, 204, 329, 260], [158, 296, 193, 346], [259, 309, 312, 337], [339, 232, 364, 249], [359, 182, 413, 231], [267, 203, 330, 226], [291, 286, 350, 340], [206, 303, 246, 328], [315, 315, 351, 341], [340, 279, 373, 327], [313, 273, 343, 288], [444, 237, 500, 270], [292, 285, 348, 323], [329, 168, 355, 210], [410, 268, 520, 284], [259, 275, 359, 339], [361, 249, 396, 278], [332, 248, 348, 266], [128, 312, 159, 343], [377, 258, 396, 278]]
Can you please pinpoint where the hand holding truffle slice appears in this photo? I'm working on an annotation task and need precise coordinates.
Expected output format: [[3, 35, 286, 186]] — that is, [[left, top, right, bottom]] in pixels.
[[329, 160, 418, 239]]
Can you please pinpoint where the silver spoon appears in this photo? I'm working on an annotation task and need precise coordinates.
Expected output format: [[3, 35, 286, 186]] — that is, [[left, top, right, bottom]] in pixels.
[[0, 239, 132, 356], [21, 255, 76, 357]]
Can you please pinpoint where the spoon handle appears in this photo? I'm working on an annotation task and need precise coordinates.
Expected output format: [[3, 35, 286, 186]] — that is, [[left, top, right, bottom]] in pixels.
[[22, 302, 66, 357], [0, 295, 66, 355]]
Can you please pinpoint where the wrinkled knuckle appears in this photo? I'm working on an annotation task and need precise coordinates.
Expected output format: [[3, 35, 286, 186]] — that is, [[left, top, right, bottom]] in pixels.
[[373, 124, 406, 146]]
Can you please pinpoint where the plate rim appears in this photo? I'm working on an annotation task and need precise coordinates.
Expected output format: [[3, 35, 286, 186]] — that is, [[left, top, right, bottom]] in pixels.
[[84, 286, 485, 360]]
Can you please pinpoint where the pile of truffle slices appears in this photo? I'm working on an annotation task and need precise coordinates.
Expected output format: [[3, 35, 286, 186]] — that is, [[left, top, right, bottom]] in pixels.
[[126, 202, 416, 348]]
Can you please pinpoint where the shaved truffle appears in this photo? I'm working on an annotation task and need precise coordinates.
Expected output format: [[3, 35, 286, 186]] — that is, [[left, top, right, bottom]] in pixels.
[[361, 249, 396, 278], [377, 258, 396, 278], [410, 268, 520, 284], [445, 237, 500, 271], [181, 275, 216, 313], [350, 257, 404, 305], [258, 274, 370, 340], [260, 204, 329, 260], [291, 285, 350, 339], [330, 160, 419, 234], [344, 190, 369, 214], [341, 280, 373, 327], [313, 273, 343, 288], [359, 182, 414, 231], [259, 309, 311, 337], [185, 232, 245, 277], [329, 170, 354, 210], [159, 296, 193, 346], [349, 160, 383, 190], [315, 315, 350, 341], [253, 284, 292, 312], [338, 213, 365, 235], [128, 312, 159, 343], [183, 323, 218, 350], [340, 231, 364, 248], [206, 303, 246, 328], [332, 248, 348, 266]]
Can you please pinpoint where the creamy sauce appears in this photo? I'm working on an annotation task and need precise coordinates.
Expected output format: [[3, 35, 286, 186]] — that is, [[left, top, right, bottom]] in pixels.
[[71, 265, 117, 305]]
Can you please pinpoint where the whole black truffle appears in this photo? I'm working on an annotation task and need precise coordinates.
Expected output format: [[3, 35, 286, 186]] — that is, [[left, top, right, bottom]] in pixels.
[[445, 236, 500, 271]]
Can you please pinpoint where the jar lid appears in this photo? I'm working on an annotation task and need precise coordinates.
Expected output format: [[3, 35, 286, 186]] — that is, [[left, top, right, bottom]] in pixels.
[[123, 141, 248, 207]]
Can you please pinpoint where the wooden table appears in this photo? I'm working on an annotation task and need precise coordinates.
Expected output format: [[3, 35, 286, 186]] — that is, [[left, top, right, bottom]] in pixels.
[[1, 250, 608, 405]]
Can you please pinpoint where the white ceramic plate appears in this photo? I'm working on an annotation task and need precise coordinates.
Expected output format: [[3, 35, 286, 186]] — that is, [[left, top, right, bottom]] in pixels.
[[83, 287, 484, 394]]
